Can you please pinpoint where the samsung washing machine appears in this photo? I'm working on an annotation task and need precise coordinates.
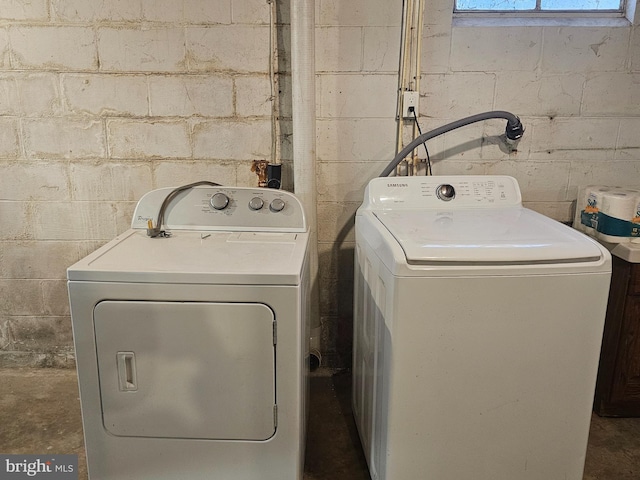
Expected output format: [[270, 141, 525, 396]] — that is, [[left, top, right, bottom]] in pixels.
[[353, 175, 611, 480], [68, 185, 310, 480]]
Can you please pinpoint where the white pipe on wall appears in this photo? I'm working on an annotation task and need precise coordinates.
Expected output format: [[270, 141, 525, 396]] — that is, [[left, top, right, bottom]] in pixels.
[[290, 0, 320, 334]]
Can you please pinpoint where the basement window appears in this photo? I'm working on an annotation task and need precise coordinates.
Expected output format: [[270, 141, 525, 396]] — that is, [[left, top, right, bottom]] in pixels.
[[454, 0, 631, 26], [455, 0, 624, 12]]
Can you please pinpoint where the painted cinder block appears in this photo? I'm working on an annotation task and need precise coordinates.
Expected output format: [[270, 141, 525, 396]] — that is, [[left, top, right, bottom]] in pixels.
[[616, 117, 640, 159], [186, 26, 270, 73], [141, 0, 184, 23], [316, 27, 363, 73], [363, 27, 400, 73], [522, 201, 574, 223], [0, 118, 20, 158], [529, 117, 619, 161], [18, 74, 62, 116], [0, 161, 69, 201], [450, 26, 542, 72], [30, 201, 118, 241], [0, 29, 8, 69], [316, 201, 360, 243], [10, 26, 97, 71], [98, 28, 186, 73], [420, 73, 495, 119], [184, 0, 232, 24], [495, 72, 584, 117], [0, 76, 19, 115], [149, 75, 233, 117], [317, 0, 402, 27], [317, 161, 388, 202], [484, 160, 571, 202], [153, 160, 238, 188], [420, 24, 451, 74], [568, 160, 640, 196], [110, 201, 136, 235], [0, 317, 73, 353], [1, 74, 61, 116], [42, 280, 70, 316], [542, 27, 629, 74], [51, 0, 141, 21], [108, 119, 191, 158], [318, 74, 397, 118], [23, 118, 105, 159], [316, 118, 396, 161], [0, 201, 31, 240], [0, 0, 48, 21], [0, 280, 45, 315], [0, 241, 82, 279], [69, 161, 152, 201], [235, 75, 271, 117], [583, 72, 640, 116], [230, 0, 269, 24], [192, 119, 271, 160], [63, 74, 149, 116]]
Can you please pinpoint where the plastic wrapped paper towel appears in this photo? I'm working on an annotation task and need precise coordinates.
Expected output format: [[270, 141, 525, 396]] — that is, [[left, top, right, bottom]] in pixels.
[[574, 186, 640, 243]]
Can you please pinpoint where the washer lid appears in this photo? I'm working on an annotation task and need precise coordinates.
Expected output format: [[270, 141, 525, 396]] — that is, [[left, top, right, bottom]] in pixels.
[[374, 207, 604, 264]]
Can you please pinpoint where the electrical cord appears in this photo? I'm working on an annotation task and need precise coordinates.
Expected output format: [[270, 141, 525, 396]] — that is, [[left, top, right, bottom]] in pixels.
[[411, 107, 432, 176], [147, 180, 221, 238], [380, 110, 524, 177]]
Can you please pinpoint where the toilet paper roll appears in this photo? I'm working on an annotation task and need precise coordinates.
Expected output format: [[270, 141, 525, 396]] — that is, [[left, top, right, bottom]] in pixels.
[[596, 190, 639, 243], [578, 186, 610, 237]]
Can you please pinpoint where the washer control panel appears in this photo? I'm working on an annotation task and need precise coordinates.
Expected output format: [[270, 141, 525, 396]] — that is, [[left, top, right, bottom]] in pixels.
[[363, 176, 522, 210], [132, 186, 306, 232]]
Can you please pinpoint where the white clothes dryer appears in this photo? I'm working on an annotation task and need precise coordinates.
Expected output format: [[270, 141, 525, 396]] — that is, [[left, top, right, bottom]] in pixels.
[[353, 175, 611, 480], [68, 185, 310, 480]]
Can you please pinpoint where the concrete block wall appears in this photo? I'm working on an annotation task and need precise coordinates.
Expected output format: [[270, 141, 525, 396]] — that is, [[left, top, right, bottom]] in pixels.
[[0, 0, 281, 367], [3, 0, 640, 367], [316, 0, 640, 365]]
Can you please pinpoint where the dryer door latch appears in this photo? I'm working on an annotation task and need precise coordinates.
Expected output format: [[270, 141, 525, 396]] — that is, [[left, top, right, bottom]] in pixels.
[[117, 352, 138, 392]]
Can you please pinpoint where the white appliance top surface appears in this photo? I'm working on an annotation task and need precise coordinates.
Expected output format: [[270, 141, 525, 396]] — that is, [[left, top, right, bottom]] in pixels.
[[68, 185, 309, 284], [362, 176, 604, 264], [68, 229, 308, 284], [374, 208, 603, 264]]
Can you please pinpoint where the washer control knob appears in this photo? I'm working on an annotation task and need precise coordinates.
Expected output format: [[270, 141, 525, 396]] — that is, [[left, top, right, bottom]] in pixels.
[[249, 197, 264, 211], [269, 198, 286, 212], [436, 184, 456, 202], [210, 192, 230, 210]]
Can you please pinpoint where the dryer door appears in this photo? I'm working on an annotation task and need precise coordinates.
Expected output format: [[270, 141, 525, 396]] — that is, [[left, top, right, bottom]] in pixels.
[[94, 301, 276, 441]]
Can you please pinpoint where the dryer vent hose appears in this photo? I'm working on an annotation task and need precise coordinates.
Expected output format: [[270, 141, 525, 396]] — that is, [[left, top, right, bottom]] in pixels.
[[380, 111, 524, 177]]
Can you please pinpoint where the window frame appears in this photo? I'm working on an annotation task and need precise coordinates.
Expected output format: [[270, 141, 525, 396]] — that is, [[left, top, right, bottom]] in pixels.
[[454, 0, 626, 17]]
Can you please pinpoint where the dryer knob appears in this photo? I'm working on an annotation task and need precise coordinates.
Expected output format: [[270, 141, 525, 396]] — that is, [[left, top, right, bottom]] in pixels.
[[249, 197, 264, 211], [270, 198, 286, 212], [436, 184, 456, 201], [210, 192, 230, 210]]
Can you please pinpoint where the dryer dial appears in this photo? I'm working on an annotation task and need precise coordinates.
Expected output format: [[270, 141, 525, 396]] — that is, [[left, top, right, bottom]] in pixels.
[[249, 197, 264, 211], [210, 193, 230, 210], [270, 198, 286, 212]]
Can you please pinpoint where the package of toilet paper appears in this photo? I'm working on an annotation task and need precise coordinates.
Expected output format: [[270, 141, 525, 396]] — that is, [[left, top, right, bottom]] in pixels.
[[575, 186, 640, 243]]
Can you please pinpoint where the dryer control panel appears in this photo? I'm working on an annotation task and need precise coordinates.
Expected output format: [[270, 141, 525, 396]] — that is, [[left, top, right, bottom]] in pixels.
[[132, 186, 307, 232], [362, 175, 522, 210]]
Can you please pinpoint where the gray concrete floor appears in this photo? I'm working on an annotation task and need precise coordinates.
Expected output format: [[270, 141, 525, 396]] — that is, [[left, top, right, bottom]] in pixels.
[[0, 368, 639, 479]]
